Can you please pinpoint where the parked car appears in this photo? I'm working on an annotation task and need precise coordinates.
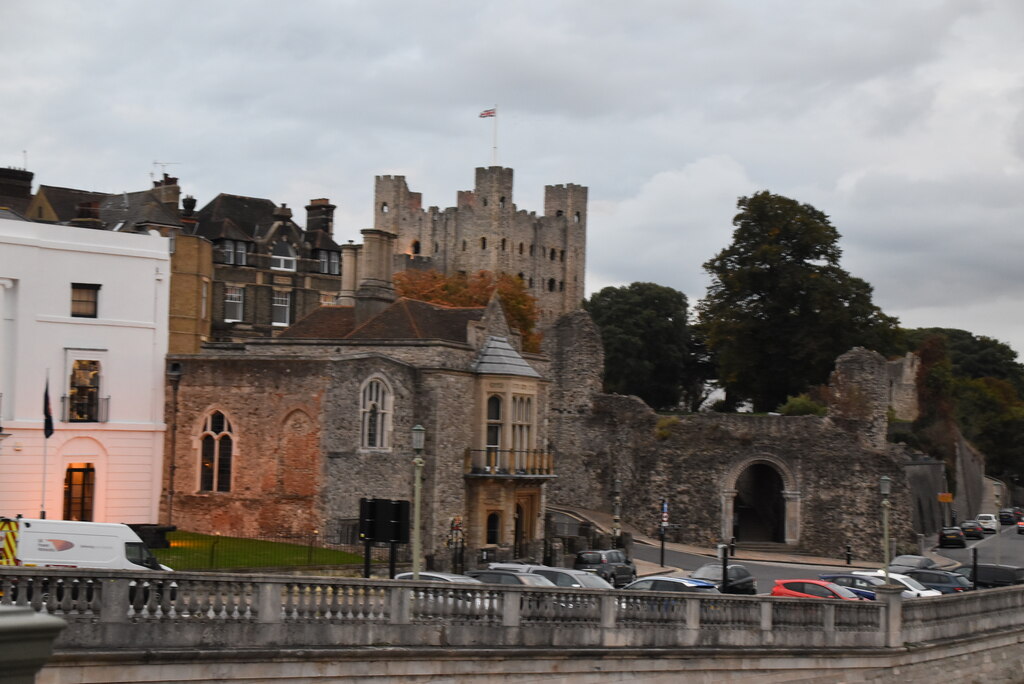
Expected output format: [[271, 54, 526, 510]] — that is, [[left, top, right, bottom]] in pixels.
[[998, 508, 1016, 525], [938, 527, 967, 548], [771, 579, 864, 601], [465, 570, 556, 587], [690, 563, 757, 595], [622, 576, 720, 594], [888, 554, 937, 573], [818, 573, 887, 600], [960, 520, 985, 539], [953, 564, 1024, 589], [977, 514, 999, 533], [902, 568, 972, 594], [1017, 521, 1024, 535], [394, 572, 482, 584], [851, 570, 942, 597], [487, 563, 614, 589], [573, 549, 636, 587]]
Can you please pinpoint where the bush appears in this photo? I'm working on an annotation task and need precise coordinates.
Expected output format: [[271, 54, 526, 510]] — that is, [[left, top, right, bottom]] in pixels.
[[777, 394, 827, 416]]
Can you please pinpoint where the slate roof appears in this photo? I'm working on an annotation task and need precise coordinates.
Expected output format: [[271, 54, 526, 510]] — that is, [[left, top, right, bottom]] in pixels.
[[193, 194, 278, 240], [100, 190, 182, 232], [0, 207, 28, 221], [472, 336, 541, 378], [36, 186, 109, 222], [279, 298, 486, 344]]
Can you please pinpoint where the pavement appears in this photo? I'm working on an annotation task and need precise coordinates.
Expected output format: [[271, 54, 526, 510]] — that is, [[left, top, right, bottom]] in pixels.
[[549, 505, 957, 578]]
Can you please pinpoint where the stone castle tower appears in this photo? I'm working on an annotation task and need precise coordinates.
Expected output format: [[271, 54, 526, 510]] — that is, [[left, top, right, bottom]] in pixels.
[[372, 166, 587, 326]]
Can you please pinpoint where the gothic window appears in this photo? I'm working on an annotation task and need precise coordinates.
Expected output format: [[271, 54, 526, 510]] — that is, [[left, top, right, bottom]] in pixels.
[[199, 410, 234, 492], [271, 242, 296, 271], [71, 283, 100, 318], [361, 377, 393, 449], [481, 237, 487, 250]]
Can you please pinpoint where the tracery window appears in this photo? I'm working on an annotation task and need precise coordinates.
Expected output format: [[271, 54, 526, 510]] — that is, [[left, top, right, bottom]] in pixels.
[[360, 377, 393, 449], [199, 411, 234, 492]]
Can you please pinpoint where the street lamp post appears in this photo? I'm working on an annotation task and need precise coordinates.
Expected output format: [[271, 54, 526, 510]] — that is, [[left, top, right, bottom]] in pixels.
[[880, 475, 892, 586], [411, 425, 426, 580], [994, 487, 1002, 566]]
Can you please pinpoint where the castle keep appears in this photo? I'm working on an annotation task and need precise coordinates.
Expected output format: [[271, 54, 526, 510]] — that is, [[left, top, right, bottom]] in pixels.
[[374, 167, 587, 326]]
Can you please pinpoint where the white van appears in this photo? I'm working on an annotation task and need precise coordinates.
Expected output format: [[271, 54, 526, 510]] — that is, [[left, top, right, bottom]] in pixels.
[[0, 517, 169, 571]]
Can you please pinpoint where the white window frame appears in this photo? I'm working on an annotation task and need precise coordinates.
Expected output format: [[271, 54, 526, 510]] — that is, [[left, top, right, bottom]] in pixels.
[[271, 242, 297, 271], [224, 286, 244, 322], [272, 291, 291, 326]]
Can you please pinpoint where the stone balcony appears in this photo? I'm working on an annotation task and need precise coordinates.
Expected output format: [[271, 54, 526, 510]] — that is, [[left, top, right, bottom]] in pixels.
[[463, 449, 555, 478]]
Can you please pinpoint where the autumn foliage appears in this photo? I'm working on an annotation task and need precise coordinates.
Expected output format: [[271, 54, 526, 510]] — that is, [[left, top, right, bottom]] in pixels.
[[394, 270, 541, 352]]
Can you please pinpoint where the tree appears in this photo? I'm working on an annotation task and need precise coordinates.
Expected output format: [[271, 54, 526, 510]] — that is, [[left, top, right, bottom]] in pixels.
[[393, 269, 541, 351], [698, 191, 899, 412], [583, 282, 690, 410]]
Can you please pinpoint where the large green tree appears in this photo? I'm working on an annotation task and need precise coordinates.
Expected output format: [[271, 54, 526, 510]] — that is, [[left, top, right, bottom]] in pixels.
[[699, 191, 899, 412], [584, 282, 690, 410]]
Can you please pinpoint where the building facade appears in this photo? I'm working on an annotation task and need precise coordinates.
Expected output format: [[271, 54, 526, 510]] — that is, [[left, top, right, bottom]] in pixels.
[[0, 217, 170, 523]]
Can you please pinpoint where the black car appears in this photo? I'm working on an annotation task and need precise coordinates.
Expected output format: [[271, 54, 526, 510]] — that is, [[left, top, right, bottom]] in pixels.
[[938, 527, 966, 548], [903, 568, 972, 594], [573, 549, 636, 587], [960, 520, 985, 539], [690, 563, 757, 595], [998, 508, 1016, 525], [888, 554, 937, 573], [953, 564, 1024, 589]]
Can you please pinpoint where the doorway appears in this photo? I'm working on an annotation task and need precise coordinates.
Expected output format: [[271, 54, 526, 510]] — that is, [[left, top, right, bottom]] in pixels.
[[732, 463, 785, 542], [63, 463, 95, 521]]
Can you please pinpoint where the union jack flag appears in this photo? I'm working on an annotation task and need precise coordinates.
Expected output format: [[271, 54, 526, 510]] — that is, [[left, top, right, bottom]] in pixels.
[[479, 108, 496, 118]]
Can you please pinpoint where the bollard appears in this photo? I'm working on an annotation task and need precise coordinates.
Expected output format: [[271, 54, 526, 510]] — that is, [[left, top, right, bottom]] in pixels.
[[845, 544, 852, 565], [729, 537, 736, 557]]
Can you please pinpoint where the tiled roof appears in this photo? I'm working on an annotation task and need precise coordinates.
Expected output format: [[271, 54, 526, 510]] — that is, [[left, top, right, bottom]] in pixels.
[[277, 306, 357, 339], [37, 185, 109, 222], [472, 336, 541, 377], [346, 298, 484, 342], [281, 298, 485, 344]]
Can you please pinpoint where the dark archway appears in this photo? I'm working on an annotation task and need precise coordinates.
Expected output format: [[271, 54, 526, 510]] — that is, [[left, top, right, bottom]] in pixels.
[[733, 463, 785, 542]]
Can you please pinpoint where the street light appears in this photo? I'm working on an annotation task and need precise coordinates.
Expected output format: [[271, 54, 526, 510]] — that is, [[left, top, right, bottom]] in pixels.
[[880, 475, 892, 586], [994, 486, 1002, 566], [411, 425, 426, 580]]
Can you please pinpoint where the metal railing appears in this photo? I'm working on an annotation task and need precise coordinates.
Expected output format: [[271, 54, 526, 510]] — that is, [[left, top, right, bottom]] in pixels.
[[464, 449, 554, 476]]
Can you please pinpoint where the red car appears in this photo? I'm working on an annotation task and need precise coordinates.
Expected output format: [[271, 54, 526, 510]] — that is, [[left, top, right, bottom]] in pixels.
[[771, 579, 865, 601]]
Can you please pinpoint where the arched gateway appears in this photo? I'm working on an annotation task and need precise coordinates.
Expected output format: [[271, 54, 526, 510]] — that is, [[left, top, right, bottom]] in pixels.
[[720, 456, 800, 546]]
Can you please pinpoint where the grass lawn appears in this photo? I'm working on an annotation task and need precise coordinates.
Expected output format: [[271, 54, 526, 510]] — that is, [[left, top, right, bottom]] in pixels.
[[154, 531, 364, 571]]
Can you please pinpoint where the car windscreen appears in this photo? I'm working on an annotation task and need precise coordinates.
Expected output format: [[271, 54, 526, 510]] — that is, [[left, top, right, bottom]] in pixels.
[[577, 574, 613, 589], [519, 574, 555, 586], [691, 565, 722, 581], [576, 552, 602, 564], [125, 541, 158, 569], [828, 584, 860, 599]]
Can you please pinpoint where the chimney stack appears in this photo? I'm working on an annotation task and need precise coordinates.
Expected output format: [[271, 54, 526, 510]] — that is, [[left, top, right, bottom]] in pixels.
[[306, 198, 336, 236], [152, 173, 181, 210]]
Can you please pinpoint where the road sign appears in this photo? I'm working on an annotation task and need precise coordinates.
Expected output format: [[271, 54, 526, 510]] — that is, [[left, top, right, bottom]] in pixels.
[[938, 492, 953, 503]]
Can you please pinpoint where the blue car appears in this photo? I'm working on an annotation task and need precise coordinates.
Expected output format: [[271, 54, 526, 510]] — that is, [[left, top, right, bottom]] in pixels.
[[818, 573, 886, 600]]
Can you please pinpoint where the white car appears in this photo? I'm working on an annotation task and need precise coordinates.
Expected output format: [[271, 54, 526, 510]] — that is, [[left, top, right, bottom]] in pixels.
[[851, 570, 942, 597], [977, 514, 999, 533]]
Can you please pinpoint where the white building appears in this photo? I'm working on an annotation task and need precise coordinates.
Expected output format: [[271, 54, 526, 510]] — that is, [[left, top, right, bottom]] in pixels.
[[0, 216, 170, 523]]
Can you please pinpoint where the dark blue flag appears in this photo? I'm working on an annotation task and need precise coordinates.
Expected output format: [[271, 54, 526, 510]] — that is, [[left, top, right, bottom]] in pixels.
[[43, 379, 54, 439]]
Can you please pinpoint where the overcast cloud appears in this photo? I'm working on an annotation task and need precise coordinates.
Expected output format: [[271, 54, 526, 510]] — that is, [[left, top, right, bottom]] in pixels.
[[4, 1, 1023, 354]]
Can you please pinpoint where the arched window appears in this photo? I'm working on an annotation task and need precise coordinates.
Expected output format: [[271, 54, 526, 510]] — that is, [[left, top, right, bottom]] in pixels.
[[480, 237, 487, 250], [487, 512, 501, 544], [199, 411, 234, 492], [574, 211, 581, 224], [361, 377, 392, 449], [381, 202, 389, 214], [547, 278, 556, 292], [549, 248, 556, 261], [271, 241, 296, 271], [500, 238, 506, 251], [411, 240, 421, 255], [518, 242, 524, 255], [486, 395, 502, 469], [499, 196, 506, 209]]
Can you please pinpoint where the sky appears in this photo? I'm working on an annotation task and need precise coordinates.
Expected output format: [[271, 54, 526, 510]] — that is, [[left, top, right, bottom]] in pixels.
[[4, 1, 1024, 355]]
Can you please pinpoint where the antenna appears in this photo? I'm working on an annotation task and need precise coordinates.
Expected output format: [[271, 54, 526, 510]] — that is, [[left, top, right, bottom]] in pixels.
[[151, 161, 180, 181]]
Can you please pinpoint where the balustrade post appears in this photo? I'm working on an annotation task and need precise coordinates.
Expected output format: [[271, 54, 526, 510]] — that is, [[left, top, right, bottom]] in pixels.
[[101, 578, 131, 624], [256, 581, 283, 624], [599, 594, 617, 630], [389, 587, 412, 625], [823, 603, 836, 645], [501, 588, 521, 627], [760, 600, 772, 633], [685, 597, 700, 630], [875, 585, 904, 648]]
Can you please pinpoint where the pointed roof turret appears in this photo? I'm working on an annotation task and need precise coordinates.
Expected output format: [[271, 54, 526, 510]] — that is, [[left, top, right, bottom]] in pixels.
[[472, 336, 541, 378]]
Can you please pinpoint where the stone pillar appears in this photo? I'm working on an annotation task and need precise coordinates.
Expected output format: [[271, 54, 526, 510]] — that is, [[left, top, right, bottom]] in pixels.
[[0, 605, 66, 684], [783, 490, 801, 545], [338, 243, 360, 306], [720, 488, 737, 541], [874, 585, 904, 648]]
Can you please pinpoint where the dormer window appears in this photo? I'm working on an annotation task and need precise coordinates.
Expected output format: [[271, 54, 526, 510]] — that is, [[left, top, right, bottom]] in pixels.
[[222, 240, 247, 265], [317, 250, 340, 274], [271, 242, 297, 271]]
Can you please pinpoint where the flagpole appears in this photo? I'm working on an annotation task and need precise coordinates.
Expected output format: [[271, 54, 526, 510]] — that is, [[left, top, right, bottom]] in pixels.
[[492, 104, 498, 165], [41, 370, 49, 519]]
